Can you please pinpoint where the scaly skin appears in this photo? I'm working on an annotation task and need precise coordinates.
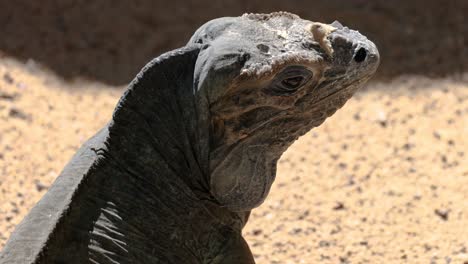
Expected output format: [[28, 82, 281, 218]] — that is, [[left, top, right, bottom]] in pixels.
[[0, 12, 379, 263]]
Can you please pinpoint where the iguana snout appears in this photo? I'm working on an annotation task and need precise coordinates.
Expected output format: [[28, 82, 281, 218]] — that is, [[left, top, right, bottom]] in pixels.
[[327, 22, 380, 73]]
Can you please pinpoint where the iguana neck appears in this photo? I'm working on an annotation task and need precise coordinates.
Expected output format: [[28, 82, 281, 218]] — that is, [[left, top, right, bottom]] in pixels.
[[108, 85, 210, 200]]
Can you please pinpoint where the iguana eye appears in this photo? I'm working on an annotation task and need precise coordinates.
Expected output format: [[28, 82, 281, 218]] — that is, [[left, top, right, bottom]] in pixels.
[[281, 76, 305, 90], [267, 66, 313, 95]]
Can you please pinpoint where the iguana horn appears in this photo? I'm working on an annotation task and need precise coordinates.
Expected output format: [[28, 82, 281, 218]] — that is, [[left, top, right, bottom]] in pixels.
[[309, 22, 337, 57]]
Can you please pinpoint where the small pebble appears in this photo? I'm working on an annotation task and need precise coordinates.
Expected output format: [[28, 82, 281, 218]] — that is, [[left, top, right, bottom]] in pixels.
[[3, 73, 14, 84], [434, 209, 449, 221]]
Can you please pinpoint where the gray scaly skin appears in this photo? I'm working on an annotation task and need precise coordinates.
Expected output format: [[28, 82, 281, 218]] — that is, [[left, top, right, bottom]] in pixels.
[[0, 12, 379, 263]]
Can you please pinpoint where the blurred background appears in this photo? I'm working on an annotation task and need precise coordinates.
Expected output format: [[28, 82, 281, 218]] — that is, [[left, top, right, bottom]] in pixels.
[[0, 0, 467, 84], [0, 1, 467, 263]]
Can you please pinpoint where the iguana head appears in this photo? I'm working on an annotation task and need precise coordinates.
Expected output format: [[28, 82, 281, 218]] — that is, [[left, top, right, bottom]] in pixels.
[[187, 12, 379, 212]]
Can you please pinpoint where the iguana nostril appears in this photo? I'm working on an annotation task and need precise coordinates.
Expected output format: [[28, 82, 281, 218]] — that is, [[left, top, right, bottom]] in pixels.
[[354, 47, 367, 63]]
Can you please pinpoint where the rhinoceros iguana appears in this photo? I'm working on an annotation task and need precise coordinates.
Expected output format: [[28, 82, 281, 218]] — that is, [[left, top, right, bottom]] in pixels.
[[0, 12, 379, 264]]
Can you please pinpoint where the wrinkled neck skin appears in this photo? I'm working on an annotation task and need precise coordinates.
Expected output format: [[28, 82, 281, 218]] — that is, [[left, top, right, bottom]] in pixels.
[[192, 50, 281, 213], [75, 48, 251, 261], [109, 50, 208, 198], [108, 58, 276, 217], [104, 43, 292, 234], [106, 46, 243, 219]]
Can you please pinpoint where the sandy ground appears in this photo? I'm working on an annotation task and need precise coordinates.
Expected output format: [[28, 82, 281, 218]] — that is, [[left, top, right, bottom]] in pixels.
[[0, 57, 467, 263]]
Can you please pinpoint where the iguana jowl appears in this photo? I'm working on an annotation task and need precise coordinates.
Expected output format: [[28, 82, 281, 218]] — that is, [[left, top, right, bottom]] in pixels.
[[0, 12, 379, 263]]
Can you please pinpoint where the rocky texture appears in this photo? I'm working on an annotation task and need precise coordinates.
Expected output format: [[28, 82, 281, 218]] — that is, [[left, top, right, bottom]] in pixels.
[[0, 0, 466, 85], [1, 55, 467, 262]]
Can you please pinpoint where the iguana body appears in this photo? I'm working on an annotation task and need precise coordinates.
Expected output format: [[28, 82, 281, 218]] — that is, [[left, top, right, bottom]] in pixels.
[[0, 12, 379, 263]]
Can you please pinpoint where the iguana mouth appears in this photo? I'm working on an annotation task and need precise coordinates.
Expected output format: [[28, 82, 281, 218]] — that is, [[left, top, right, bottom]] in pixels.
[[313, 78, 365, 103]]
